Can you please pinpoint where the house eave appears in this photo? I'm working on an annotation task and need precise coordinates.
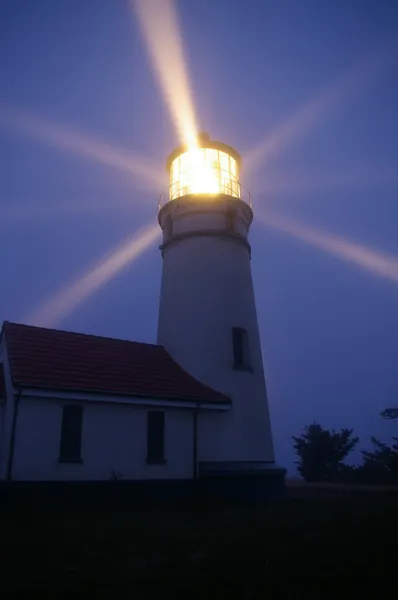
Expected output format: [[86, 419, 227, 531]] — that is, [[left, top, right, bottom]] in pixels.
[[17, 385, 231, 411]]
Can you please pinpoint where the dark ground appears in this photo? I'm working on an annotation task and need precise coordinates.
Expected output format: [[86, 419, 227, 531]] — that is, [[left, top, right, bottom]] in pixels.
[[1, 488, 397, 598]]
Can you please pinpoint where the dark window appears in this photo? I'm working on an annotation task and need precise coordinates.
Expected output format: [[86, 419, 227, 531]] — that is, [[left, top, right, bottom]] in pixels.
[[59, 405, 83, 463], [147, 410, 165, 464], [232, 327, 252, 371]]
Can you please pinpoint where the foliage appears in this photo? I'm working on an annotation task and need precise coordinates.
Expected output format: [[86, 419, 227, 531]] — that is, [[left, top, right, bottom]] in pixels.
[[292, 422, 359, 482], [380, 408, 398, 420], [360, 437, 398, 485]]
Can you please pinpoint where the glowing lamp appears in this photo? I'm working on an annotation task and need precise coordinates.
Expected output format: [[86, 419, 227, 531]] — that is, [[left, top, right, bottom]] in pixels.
[[166, 132, 242, 201]]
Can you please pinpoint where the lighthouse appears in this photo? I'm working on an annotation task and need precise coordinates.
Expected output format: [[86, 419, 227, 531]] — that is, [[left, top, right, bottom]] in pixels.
[[157, 133, 281, 478]]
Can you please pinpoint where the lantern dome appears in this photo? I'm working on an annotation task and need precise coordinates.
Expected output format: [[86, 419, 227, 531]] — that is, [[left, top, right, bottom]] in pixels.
[[166, 133, 242, 202]]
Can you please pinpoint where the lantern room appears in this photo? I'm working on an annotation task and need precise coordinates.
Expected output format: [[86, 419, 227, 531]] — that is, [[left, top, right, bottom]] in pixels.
[[166, 133, 242, 202]]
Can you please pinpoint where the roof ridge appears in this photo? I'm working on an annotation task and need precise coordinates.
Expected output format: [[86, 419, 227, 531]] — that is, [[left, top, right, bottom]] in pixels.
[[3, 321, 162, 348]]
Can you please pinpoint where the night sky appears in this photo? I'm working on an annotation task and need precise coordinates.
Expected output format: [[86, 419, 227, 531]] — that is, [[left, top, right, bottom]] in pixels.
[[1, 0, 398, 472]]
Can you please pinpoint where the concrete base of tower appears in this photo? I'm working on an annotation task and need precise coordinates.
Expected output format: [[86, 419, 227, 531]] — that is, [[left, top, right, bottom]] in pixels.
[[198, 461, 287, 502]]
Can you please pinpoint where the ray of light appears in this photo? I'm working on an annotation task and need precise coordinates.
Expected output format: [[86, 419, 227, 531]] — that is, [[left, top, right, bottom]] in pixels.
[[245, 41, 397, 175], [0, 105, 165, 191], [0, 200, 140, 224], [255, 165, 398, 196], [131, 0, 198, 148], [27, 222, 160, 327], [256, 209, 398, 285]]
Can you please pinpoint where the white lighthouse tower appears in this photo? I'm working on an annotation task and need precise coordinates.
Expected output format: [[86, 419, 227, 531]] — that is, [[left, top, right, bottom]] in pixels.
[[157, 133, 282, 481]]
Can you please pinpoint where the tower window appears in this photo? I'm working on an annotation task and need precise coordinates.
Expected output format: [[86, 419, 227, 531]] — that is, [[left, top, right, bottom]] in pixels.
[[147, 410, 166, 464], [232, 327, 252, 371], [59, 405, 83, 463]]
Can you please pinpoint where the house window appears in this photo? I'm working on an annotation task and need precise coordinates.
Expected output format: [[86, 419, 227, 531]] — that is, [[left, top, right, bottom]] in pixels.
[[232, 327, 252, 371], [59, 405, 83, 463], [147, 410, 165, 464]]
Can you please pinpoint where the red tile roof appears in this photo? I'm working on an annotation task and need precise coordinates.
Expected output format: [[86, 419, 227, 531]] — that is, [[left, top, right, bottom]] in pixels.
[[1, 322, 230, 404]]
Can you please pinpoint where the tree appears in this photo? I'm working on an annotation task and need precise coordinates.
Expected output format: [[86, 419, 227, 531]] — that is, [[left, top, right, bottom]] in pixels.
[[293, 422, 359, 483], [380, 408, 398, 420], [360, 436, 398, 484]]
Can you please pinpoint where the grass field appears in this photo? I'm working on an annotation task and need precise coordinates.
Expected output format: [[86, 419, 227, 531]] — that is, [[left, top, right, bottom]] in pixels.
[[1, 490, 397, 597]]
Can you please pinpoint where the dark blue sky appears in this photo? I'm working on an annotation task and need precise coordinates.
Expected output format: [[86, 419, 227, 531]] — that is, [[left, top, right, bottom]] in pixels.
[[1, 0, 398, 472]]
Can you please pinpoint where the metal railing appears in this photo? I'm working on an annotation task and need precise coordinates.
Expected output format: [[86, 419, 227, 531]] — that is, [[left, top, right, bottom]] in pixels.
[[158, 178, 252, 210]]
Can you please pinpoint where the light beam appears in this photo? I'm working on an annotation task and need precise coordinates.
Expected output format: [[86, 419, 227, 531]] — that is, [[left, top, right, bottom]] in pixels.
[[131, 0, 198, 148], [255, 165, 398, 196], [245, 41, 397, 175], [0, 200, 137, 224], [0, 105, 164, 191], [27, 222, 160, 327], [257, 209, 398, 285]]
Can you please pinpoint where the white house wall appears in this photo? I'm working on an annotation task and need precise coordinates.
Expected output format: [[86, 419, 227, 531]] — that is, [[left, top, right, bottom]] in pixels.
[[12, 397, 196, 482]]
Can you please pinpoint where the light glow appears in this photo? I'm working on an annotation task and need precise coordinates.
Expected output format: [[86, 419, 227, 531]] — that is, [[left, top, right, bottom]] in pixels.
[[170, 147, 240, 200]]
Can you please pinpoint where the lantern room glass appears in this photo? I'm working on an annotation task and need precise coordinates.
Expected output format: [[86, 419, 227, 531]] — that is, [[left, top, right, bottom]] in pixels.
[[169, 147, 240, 201]]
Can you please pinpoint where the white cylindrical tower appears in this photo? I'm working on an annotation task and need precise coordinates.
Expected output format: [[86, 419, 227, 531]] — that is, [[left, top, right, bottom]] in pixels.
[[157, 133, 275, 466]]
